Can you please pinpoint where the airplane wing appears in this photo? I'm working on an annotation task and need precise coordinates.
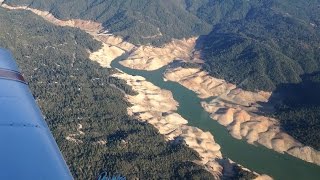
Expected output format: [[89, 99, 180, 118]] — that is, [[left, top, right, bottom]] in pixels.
[[0, 48, 72, 179]]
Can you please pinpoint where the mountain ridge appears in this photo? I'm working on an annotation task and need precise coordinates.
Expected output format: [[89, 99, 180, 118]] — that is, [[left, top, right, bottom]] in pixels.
[[4, 0, 320, 92]]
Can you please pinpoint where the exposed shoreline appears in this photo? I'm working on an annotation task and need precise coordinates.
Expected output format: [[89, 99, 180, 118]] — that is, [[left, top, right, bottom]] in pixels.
[[1, 3, 271, 179], [119, 37, 199, 71], [111, 70, 274, 179], [112, 72, 224, 178], [164, 67, 320, 166]]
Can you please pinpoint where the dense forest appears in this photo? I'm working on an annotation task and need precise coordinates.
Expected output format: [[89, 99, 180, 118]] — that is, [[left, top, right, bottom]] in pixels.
[[198, 1, 320, 92], [3, 0, 212, 46], [5, 0, 320, 92], [0, 7, 216, 179], [273, 72, 320, 150], [193, 1, 320, 150], [2, 0, 320, 174]]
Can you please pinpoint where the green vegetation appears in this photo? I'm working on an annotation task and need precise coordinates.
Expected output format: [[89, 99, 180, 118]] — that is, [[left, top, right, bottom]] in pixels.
[[232, 165, 258, 180], [2, 0, 256, 46], [189, 0, 320, 150], [5, 0, 320, 92], [3, 0, 212, 46], [273, 72, 320, 150], [198, 1, 320, 92], [3, 0, 320, 172], [185, 0, 253, 24], [0, 8, 215, 179], [169, 60, 202, 70]]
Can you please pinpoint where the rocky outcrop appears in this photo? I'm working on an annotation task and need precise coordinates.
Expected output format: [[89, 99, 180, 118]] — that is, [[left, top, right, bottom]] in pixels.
[[164, 67, 320, 166], [65, 124, 85, 144]]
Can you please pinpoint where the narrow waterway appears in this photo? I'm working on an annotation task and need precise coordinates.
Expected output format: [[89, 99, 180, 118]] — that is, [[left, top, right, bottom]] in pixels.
[[111, 54, 320, 180]]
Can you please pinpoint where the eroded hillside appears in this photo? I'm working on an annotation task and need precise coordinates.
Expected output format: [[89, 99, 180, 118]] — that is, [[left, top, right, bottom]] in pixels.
[[0, 7, 217, 179]]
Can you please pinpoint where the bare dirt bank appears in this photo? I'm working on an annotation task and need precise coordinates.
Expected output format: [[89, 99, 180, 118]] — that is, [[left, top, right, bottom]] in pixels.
[[119, 37, 198, 70], [112, 71, 270, 179], [1, 3, 271, 178], [164, 67, 320, 166], [1, 3, 135, 68]]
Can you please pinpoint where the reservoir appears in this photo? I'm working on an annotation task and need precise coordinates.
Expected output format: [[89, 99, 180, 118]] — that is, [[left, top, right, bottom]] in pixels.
[[111, 54, 320, 180]]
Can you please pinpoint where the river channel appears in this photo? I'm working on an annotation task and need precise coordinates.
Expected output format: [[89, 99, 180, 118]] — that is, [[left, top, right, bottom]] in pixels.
[[111, 54, 320, 180]]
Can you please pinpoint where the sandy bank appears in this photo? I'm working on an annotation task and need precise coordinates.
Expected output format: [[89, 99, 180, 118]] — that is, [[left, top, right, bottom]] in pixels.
[[112, 72, 224, 177], [1, 3, 271, 178], [164, 67, 237, 99], [120, 37, 198, 70], [165, 67, 320, 165], [89, 43, 125, 68], [112, 72, 269, 179], [1, 3, 135, 68]]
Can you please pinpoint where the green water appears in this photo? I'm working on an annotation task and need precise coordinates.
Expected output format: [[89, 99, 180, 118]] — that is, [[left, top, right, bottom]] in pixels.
[[111, 54, 320, 180]]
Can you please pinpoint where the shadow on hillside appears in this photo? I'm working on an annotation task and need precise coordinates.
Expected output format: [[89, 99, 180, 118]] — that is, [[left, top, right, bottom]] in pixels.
[[257, 72, 320, 150], [267, 71, 320, 108]]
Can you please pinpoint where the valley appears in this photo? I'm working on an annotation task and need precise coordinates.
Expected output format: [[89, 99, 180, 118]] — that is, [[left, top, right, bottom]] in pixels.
[[111, 50, 320, 180], [1, 0, 320, 179], [0, 2, 272, 179], [0, 5, 216, 180]]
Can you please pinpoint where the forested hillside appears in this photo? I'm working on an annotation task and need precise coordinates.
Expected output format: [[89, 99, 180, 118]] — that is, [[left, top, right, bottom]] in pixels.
[[5, 0, 320, 92], [3, 0, 212, 45], [3, 0, 320, 168], [273, 72, 320, 150], [188, 0, 320, 150], [0, 7, 215, 179], [198, 0, 320, 91]]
